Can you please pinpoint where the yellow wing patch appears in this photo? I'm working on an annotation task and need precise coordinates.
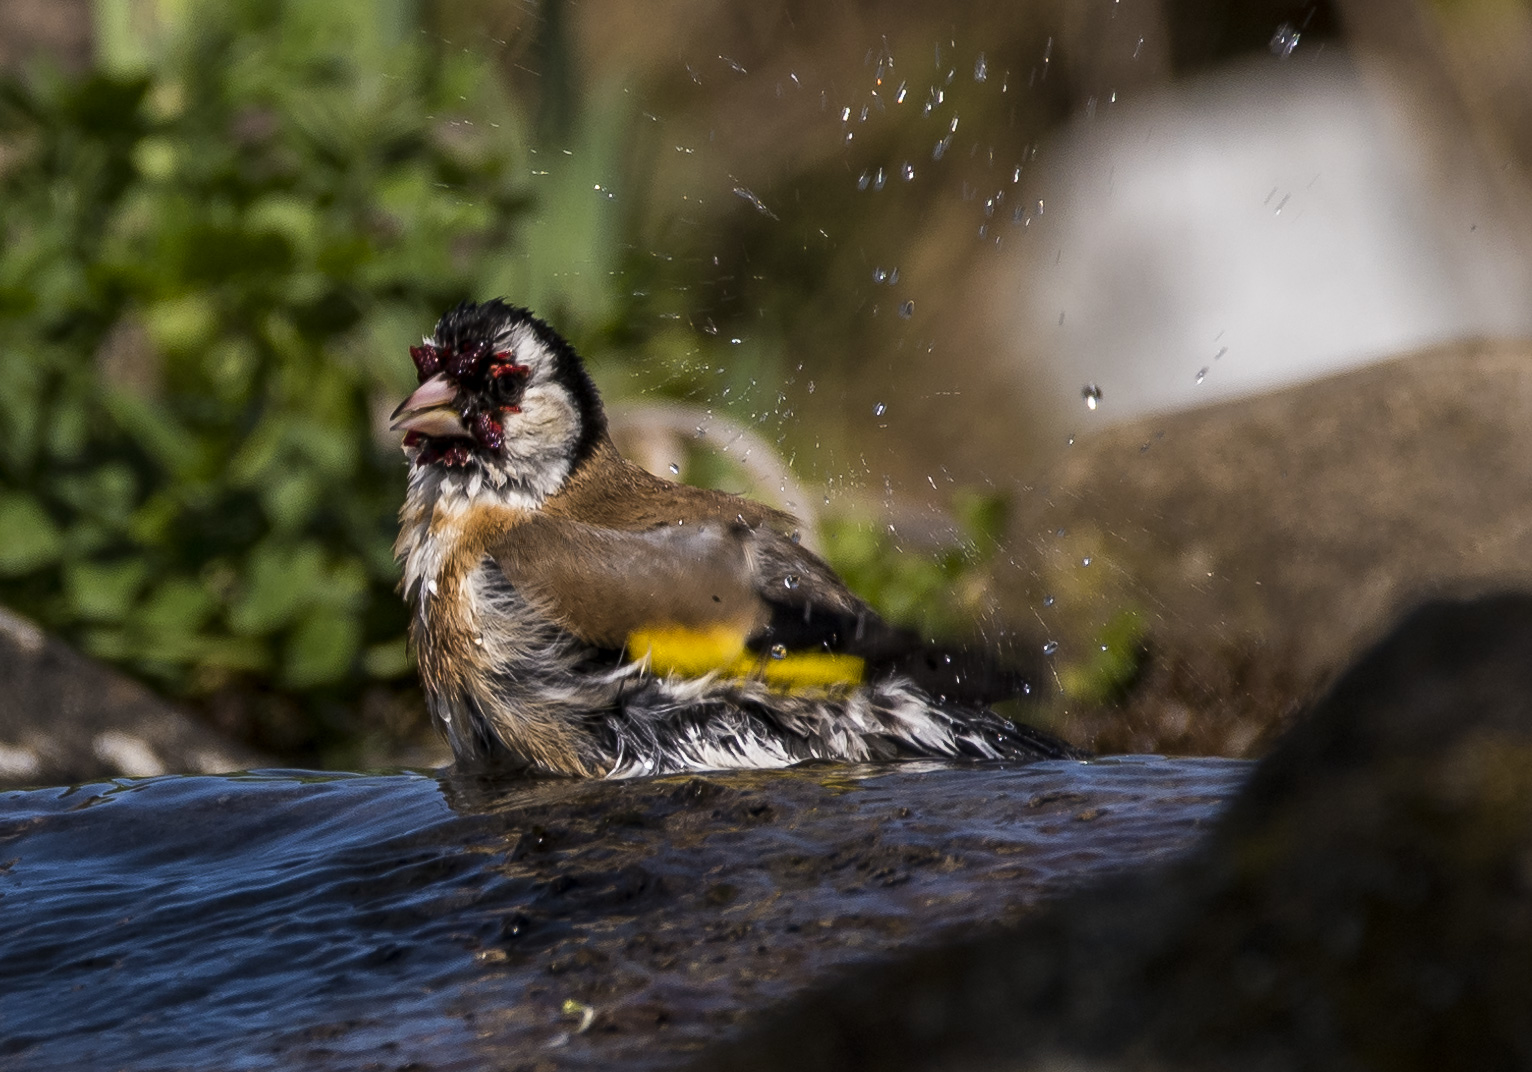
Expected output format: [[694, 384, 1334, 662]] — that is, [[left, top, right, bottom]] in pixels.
[[627, 624, 866, 691], [628, 624, 748, 678]]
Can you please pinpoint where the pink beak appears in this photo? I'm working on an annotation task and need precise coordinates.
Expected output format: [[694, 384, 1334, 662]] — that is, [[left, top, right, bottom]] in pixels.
[[390, 373, 467, 437]]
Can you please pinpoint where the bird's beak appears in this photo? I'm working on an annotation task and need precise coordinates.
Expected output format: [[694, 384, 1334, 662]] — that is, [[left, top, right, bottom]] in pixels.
[[390, 373, 467, 437]]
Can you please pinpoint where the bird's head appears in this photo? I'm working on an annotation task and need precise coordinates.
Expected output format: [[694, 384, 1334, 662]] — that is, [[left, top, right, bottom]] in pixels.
[[390, 300, 606, 500]]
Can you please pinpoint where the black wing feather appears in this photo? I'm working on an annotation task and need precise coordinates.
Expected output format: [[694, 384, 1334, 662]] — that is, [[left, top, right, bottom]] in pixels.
[[746, 535, 1034, 706]]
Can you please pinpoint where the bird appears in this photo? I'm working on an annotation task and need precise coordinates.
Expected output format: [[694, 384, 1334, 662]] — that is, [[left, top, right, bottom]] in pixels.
[[391, 299, 1079, 778]]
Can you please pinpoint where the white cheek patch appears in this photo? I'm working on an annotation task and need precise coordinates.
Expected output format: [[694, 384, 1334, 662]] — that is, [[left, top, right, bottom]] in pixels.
[[505, 321, 554, 383], [504, 384, 578, 461], [486, 382, 577, 500]]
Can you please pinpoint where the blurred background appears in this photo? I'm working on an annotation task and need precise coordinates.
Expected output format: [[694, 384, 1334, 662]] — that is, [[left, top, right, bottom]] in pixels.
[[2, 0, 1530, 772]]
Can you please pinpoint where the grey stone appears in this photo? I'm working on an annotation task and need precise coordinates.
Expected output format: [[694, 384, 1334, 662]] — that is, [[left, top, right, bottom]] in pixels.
[[1011, 339, 1532, 755], [0, 606, 271, 789]]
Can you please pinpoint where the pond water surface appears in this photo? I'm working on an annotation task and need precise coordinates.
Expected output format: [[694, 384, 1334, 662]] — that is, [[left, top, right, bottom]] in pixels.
[[0, 756, 1249, 1071]]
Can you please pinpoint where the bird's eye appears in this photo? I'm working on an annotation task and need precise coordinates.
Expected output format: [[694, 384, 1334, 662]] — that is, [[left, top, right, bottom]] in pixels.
[[488, 353, 530, 405]]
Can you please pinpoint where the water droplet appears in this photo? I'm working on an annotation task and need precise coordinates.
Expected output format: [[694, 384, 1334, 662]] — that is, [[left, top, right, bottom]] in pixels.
[[974, 53, 988, 82], [902, 161, 915, 181], [1269, 22, 1300, 58], [1012, 166, 1021, 183], [873, 402, 887, 416], [733, 185, 779, 219], [1082, 383, 1102, 411], [1195, 367, 1208, 384], [857, 170, 871, 191], [1081, 556, 1092, 567], [1042, 595, 1055, 607], [895, 81, 907, 104], [783, 575, 800, 589], [790, 530, 801, 544], [932, 136, 950, 161], [473, 635, 485, 647], [841, 105, 852, 122], [898, 300, 915, 319], [873, 167, 886, 190], [1042, 640, 1059, 655], [770, 643, 788, 659], [949, 115, 960, 133], [872, 267, 887, 284], [669, 463, 680, 474]]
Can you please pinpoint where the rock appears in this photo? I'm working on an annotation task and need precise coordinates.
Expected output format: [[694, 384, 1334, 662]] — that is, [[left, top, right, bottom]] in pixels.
[[0, 755, 1243, 1069], [1011, 339, 1532, 755], [0, 606, 271, 789], [0, 0, 92, 74], [698, 592, 1532, 1071]]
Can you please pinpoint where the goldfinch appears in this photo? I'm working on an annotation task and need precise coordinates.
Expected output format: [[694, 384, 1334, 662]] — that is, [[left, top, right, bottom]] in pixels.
[[392, 300, 1076, 777]]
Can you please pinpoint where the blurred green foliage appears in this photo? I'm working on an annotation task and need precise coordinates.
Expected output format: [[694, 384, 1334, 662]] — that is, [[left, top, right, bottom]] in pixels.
[[824, 489, 1011, 640], [1058, 608, 1147, 705], [0, 0, 550, 756], [0, 0, 1044, 763]]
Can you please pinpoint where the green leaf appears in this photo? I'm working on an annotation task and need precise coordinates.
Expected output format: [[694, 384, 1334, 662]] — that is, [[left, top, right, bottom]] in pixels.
[[1060, 609, 1148, 705], [284, 606, 361, 688], [953, 490, 1010, 549], [228, 541, 324, 635], [144, 293, 218, 355], [101, 387, 204, 478], [0, 493, 63, 575], [363, 636, 412, 679], [65, 559, 150, 621], [137, 575, 217, 639], [260, 470, 320, 532]]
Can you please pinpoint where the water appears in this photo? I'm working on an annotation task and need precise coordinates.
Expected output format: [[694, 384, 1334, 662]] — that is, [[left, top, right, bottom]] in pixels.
[[0, 757, 1248, 1070]]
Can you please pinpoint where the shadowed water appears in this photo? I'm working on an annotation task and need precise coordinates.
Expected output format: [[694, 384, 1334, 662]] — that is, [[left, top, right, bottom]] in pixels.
[[0, 757, 1248, 1070]]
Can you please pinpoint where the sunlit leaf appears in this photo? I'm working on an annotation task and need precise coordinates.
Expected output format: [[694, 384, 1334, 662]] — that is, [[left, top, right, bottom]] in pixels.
[[228, 541, 324, 635], [284, 607, 361, 688], [65, 559, 150, 622], [0, 493, 63, 575]]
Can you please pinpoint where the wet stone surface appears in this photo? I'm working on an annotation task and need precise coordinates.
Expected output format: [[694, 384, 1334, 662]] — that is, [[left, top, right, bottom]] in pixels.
[[0, 757, 1246, 1070]]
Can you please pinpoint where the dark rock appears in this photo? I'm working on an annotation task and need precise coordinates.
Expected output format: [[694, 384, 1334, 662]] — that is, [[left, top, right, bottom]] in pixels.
[[0, 755, 1243, 1069], [0, 606, 271, 789], [700, 592, 1532, 1071]]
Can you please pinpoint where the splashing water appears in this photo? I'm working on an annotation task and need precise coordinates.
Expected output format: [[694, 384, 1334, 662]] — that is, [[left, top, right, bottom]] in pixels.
[[1269, 23, 1301, 58]]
